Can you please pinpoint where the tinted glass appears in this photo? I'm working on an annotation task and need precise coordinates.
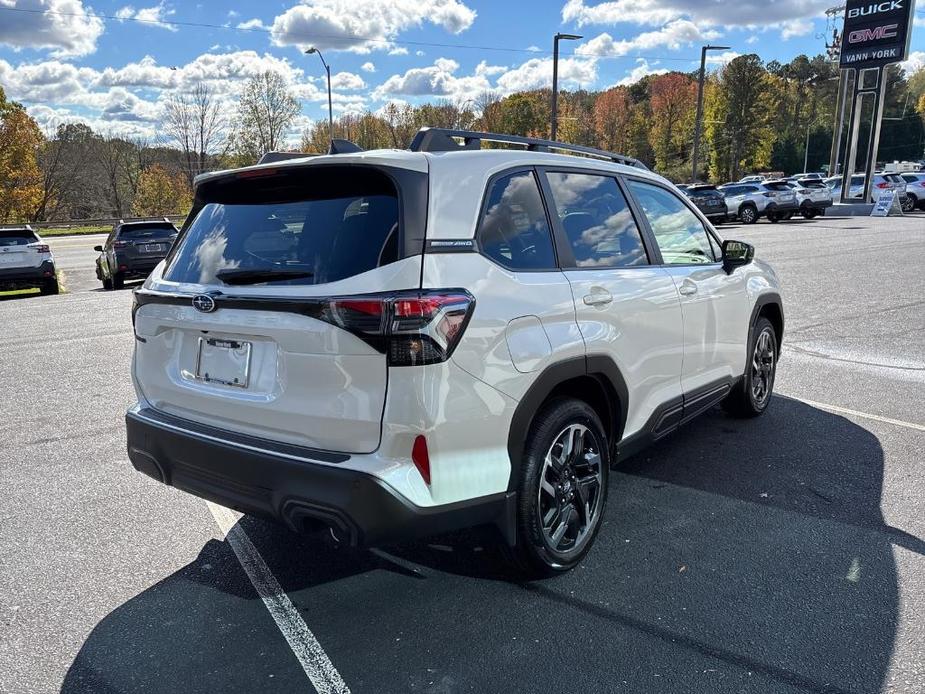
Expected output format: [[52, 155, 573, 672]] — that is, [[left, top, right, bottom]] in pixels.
[[627, 180, 717, 265], [763, 182, 791, 191], [478, 171, 556, 270], [799, 180, 828, 188], [163, 168, 400, 286], [546, 172, 648, 268], [118, 223, 177, 238], [0, 230, 37, 246]]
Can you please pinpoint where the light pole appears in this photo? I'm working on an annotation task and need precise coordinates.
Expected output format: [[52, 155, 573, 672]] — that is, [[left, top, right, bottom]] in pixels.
[[305, 47, 334, 148], [691, 44, 730, 183], [550, 32, 582, 141]]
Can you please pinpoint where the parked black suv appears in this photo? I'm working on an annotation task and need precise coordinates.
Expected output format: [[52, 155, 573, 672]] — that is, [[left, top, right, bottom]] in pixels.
[[95, 219, 178, 290], [680, 184, 727, 222]]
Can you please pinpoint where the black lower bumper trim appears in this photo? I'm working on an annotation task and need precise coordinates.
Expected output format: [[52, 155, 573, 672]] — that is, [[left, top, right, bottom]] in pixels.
[[126, 408, 516, 547]]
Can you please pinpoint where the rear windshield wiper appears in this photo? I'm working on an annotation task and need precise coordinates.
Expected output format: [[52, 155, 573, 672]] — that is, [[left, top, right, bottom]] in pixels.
[[215, 268, 315, 285]]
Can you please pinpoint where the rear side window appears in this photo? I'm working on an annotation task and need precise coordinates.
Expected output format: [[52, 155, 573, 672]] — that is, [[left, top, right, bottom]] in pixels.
[[0, 230, 37, 246], [477, 170, 556, 271], [163, 167, 403, 286], [545, 172, 648, 268]]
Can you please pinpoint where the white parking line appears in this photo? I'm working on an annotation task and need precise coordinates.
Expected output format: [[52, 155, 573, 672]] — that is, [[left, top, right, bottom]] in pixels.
[[779, 394, 925, 432], [207, 502, 350, 694]]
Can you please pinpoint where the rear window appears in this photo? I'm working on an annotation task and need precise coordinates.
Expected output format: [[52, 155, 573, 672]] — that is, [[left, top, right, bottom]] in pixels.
[[763, 182, 792, 191], [0, 230, 38, 246], [163, 166, 406, 286], [799, 180, 828, 188], [882, 174, 904, 183], [118, 223, 176, 238]]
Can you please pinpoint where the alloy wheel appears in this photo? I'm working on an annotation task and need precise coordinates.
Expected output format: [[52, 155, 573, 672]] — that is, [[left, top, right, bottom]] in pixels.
[[537, 424, 604, 554], [751, 329, 775, 407]]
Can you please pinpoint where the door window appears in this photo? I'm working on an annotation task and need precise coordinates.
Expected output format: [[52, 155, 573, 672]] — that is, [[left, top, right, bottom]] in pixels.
[[545, 172, 648, 268], [626, 180, 717, 265], [477, 170, 557, 270]]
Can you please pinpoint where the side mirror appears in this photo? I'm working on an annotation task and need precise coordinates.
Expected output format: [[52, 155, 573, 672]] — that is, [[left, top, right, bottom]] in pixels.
[[93, 245, 104, 252], [722, 240, 754, 274]]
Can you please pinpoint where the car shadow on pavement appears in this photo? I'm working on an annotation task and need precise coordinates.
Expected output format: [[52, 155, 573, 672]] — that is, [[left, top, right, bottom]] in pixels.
[[61, 397, 911, 693]]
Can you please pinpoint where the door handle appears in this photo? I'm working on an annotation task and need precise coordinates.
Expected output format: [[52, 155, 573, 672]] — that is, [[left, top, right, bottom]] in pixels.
[[678, 280, 698, 296], [583, 289, 613, 306]]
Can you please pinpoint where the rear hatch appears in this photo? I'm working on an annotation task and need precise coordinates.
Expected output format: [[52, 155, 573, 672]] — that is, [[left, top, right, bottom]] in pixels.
[[797, 179, 832, 201], [0, 229, 42, 270], [132, 161, 429, 454], [762, 181, 796, 203], [117, 223, 178, 262], [686, 186, 725, 210]]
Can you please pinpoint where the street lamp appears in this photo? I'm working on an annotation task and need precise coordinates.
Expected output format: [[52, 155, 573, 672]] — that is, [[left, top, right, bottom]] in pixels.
[[305, 47, 334, 149], [550, 32, 582, 141], [691, 44, 730, 183]]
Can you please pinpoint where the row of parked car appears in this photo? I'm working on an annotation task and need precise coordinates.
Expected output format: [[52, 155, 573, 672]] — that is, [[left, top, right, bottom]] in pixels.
[[678, 170, 925, 224]]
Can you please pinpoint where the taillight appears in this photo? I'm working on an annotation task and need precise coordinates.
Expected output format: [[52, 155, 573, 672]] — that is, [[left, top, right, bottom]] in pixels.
[[412, 435, 431, 484], [319, 290, 474, 367], [32, 244, 49, 253], [763, 192, 773, 198], [113, 240, 129, 248], [876, 182, 890, 189]]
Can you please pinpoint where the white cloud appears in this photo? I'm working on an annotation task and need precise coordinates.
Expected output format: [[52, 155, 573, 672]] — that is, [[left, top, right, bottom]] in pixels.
[[372, 56, 493, 100], [562, 0, 828, 29], [361, 61, 376, 72], [270, 0, 476, 53], [388, 46, 409, 56], [705, 50, 740, 65], [780, 19, 813, 40], [0, 0, 105, 57], [115, 2, 177, 31], [475, 60, 507, 77], [237, 18, 268, 31], [898, 51, 925, 75], [330, 71, 365, 90], [576, 20, 720, 58], [614, 58, 667, 86], [495, 57, 597, 94]]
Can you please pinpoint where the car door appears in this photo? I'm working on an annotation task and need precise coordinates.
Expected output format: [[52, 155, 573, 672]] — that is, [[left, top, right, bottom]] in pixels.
[[624, 178, 750, 401], [540, 168, 685, 438]]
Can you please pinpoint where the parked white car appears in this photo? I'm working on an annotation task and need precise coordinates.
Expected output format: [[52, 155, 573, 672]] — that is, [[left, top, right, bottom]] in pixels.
[[786, 178, 833, 218], [900, 173, 925, 210], [825, 173, 912, 211], [0, 226, 59, 295], [126, 128, 784, 576]]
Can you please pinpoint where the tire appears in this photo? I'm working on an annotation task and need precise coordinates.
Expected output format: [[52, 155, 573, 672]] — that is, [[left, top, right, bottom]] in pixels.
[[801, 207, 816, 219], [102, 276, 113, 290], [723, 316, 778, 418], [900, 196, 914, 213], [739, 204, 758, 224], [40, 278, 59, 295], [767, 212, 780, 223], [113, 272, 125, 290], [509, 398, 609, 577]]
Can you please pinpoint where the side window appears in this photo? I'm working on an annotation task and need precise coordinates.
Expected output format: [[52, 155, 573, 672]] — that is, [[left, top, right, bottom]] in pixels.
[[626, 180, 718, 265], [477, 170, 557, 270], [545, 172, 648, 268]]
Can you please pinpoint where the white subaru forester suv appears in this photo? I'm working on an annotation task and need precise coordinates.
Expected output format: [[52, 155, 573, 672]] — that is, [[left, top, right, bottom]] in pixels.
[[127, 129, 783, 576]]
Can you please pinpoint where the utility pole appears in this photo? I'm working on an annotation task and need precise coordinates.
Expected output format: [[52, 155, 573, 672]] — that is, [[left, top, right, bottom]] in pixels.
[[550, 32, 582, 141], [305, 47, 334, 149], [691, 44, 730, 183]]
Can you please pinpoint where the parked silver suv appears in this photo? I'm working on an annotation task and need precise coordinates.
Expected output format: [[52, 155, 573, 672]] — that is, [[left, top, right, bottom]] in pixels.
[[718, 181, 799, 224]]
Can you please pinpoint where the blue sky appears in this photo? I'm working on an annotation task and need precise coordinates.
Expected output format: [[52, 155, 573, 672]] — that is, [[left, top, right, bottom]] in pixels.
[[0, 0, 923, 143]]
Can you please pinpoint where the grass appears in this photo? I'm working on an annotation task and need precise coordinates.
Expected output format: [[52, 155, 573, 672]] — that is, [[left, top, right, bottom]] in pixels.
[[38, 225, 111, 237]]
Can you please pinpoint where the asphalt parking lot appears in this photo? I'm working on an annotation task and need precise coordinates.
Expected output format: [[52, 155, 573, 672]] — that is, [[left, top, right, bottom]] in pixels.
[[1, 214, 923, 694]]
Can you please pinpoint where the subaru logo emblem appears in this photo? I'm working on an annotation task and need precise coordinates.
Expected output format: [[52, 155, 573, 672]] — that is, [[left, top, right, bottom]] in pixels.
[[192, 294, 216, 313]]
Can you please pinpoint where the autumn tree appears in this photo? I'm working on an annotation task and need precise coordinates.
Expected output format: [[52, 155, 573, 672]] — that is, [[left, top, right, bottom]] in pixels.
[[132, 164, 191, 217], [594, 87, 633, 153], [0, 87, 44, 223], [231, 72, 300, 164], [648, 73, 697, 179]]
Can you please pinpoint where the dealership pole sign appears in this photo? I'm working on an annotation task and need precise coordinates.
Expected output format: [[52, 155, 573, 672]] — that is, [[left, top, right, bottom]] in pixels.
[[840, 0, 916, 68]]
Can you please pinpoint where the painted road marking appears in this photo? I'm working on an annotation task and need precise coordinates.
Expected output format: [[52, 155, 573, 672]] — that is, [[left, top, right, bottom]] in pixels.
[[207, 502, 350, 694], [779, 394, 925, 433]]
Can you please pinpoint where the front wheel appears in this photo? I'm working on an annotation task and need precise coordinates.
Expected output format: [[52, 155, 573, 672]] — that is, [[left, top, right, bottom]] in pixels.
[[901, 196, 914, 213], [739, 204, 758, 224], [510, 398, 609, 577], [723, 316, 778, 418]]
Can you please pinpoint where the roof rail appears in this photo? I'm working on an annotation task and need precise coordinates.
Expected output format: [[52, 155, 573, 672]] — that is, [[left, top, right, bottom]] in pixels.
[[408, 127, 647, 169]]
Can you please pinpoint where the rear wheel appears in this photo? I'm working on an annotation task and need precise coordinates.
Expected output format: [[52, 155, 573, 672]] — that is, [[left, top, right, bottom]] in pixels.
[[739, 204, 758, 224], [102, 276, 113, 290], [723, 316, 777, 418], [767, 212, 780, 223], [40, 278, 59, 295], [510, 398, 609, 577], [113, 272, 125, 290]]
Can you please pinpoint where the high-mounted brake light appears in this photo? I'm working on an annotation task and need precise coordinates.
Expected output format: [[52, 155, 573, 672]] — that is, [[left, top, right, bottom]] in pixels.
[[319, 289, 474, 367]]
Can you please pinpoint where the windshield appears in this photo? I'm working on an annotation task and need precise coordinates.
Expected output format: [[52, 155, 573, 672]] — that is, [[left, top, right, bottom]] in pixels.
[[162, 166, 402, 286]]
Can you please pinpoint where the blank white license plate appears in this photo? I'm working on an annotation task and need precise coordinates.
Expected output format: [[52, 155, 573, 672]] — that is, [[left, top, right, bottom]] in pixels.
[[0, 252, 25, 264], [142, 243, 165, 253], [195, 337, 251, 388]]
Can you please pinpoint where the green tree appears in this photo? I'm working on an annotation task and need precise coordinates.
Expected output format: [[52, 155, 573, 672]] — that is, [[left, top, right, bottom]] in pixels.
[[231, 71, 300, 164], [132, 164, 191, 217], [0, 86, 44, 223]]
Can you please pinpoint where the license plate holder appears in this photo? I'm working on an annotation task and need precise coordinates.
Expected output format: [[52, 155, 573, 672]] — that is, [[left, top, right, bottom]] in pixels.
[[143, 243, 165, 253], [195, 337, 251, 388]]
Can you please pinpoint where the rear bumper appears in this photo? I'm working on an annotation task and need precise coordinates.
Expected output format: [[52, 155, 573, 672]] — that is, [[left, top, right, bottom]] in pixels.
[[126, 405, 515, 547], [0, 261, 55, 289], [802, 199, 833, 209], [764, 201, 799, 214], [116, 257, 164, 279]]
